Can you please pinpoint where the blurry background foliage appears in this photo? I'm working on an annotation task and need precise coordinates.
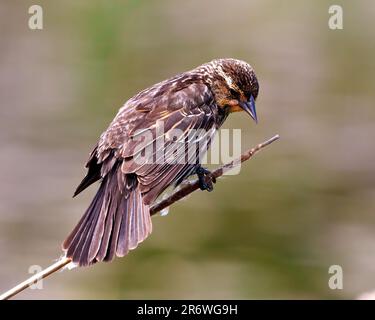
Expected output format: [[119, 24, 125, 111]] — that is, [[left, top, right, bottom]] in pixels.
[[0, 0, 374, 299]]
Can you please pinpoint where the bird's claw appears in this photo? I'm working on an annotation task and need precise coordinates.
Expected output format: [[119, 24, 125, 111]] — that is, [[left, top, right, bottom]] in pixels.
[[196, 166, 216, 192]]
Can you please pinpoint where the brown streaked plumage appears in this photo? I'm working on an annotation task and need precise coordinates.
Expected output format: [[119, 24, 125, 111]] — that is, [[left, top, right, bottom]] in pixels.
[[63, 58, 259, 266]]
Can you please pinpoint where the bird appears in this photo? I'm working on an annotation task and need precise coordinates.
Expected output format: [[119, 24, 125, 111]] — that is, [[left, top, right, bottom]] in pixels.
[[63, 58, 259, 267]]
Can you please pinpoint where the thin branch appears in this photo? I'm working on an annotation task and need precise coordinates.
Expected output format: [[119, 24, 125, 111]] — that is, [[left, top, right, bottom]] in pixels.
[[0, 134, 279, 300], [0, 257, 72, 300], [150, 134, 280, 215]]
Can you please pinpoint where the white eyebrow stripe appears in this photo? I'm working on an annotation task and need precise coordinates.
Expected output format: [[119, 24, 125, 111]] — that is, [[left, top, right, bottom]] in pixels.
[[216, 65, 233, 87]]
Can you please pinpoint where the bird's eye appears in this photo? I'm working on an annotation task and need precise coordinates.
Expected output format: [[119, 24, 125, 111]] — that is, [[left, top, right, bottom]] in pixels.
[[229, 88, 238, 97]]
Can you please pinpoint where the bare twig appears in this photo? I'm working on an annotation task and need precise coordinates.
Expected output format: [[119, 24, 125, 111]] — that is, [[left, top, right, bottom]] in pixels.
[[0, 257, 72, 300], [0, 134, 279, 300], [150, 134, 280, 215]]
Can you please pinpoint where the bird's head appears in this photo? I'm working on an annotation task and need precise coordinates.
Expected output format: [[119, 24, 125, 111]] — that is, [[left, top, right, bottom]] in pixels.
[[208, 58, 259, 123]]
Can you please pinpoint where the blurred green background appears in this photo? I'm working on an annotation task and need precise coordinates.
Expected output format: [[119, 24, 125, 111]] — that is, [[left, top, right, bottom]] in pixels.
[[1, 0, 374, 299]]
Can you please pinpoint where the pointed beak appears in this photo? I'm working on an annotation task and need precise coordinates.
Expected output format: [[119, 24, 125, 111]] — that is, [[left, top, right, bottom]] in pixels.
[[239, 95, 258, 123]]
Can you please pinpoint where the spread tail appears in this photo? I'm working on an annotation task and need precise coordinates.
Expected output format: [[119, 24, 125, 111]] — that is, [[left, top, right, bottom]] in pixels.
[[63, 164, 152, 267]]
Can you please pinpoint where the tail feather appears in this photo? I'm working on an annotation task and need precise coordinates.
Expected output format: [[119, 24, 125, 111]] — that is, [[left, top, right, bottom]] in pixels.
[[103, 190, 125, 262], [63, 164, 152, 267], [117, 192, 133, 256], [63, 190, 101, 257]]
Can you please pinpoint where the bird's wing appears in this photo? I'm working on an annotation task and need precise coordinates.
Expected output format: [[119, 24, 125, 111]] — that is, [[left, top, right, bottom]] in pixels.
[[119, 82, 219, 204], [74, 81, 219, 203]]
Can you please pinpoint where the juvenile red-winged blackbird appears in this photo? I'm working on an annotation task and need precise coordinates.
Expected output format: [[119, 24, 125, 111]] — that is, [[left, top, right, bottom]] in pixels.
[[63, 58, 259, 266]]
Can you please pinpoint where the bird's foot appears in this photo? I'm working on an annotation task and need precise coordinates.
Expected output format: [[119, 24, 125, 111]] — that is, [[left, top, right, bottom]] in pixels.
[[196, 166, 216, 192]]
